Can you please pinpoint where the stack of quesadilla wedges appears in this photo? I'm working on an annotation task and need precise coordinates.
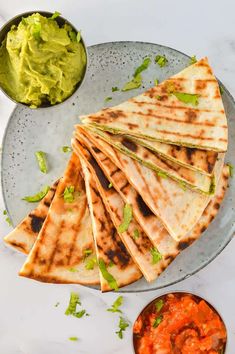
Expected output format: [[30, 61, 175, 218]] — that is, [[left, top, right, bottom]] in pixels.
[[4, 57, 230, 291]]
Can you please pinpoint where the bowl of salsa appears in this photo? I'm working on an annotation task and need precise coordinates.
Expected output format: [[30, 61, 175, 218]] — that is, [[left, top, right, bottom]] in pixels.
[[133, 292, 227, 354]]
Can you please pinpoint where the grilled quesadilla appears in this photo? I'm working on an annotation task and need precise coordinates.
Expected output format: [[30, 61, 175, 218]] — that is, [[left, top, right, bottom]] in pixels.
[[83, 127, 214, 194], [4, 181, 58, 254], [75, 126, 224, 240], [78, 155, 142, 291], [127, 136, 218, 175], [19, 153, 100, 285], [73, 138, 170, 283], [80, 58, 228, 152]]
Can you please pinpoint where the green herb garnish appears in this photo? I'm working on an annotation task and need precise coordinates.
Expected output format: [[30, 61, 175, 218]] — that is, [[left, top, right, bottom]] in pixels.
[[153, 315, 163, 328], [155, 299, 164, 312], [63, 186, 75, 203], [150, 247, 162, 264], [98, 259, 118, 291], [105, 96, 112, 102], [178, 180, 187, 191], [109, 261, 114, 268], [68, 268, 77, 273], [65, 292, 81, 315], [134, 57, 151, 77], [112, 86, 119, 92], [133, 229, 140, 240], [84, 249, 92, 257], [189, 55, 197, 65], [61, 146, 72, 153], [73, 310, 86, 318], [107, 296, 123, 313], [69, 336, 78, 341], [35, 151, 48, 173], [108, 182, 113, 188], [49, 11, 61, 20], [54, 302, 60, 307], [154, 79, 159, 86], [173, 92, 200, 106], [227, 163, 234, 177], [122, 73, 142, 91], [85, 257, 97, 270], [118, 204, 133, 233], [157, 171, 168, 179], [116, 317, 129, 339], [22, 185, 50, 202], [219, 85, 224, 95], [3, 210, 12, 226], [155, 55, 168, 68], [155, 95, 162, 100]]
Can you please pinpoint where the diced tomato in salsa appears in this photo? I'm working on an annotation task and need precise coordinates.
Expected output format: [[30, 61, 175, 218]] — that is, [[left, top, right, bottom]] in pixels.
[[133, 293, 226, 354]]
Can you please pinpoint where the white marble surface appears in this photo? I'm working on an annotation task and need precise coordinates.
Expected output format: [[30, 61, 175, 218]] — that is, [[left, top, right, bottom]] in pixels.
[[0, 1, 234, 353]]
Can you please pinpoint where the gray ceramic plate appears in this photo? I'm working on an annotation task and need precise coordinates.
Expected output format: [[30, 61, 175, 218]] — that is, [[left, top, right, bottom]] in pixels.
[[2, 42, 235, 292]]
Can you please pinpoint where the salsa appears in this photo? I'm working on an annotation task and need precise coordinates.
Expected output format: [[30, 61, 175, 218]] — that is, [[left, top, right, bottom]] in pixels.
[[133, 293, 226, 354]]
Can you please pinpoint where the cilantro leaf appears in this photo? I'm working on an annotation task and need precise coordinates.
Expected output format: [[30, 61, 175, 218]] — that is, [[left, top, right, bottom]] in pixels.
[[150, 247, 162, 264], [122, 73, 142, 92], [108, 182, 113, 189], [98, 259, 118, 291], [219, 85, 224, 95], [154, 79, 159, 86], [178, 180, 187, 191], [133, 229, 140, 240], [157, 171, 168, 179], [227, 163, 234, 177], [107, 296, 123, 313], [22, 185, 50, 203], [85, 257, 97, 270], [35, 151, 48, 173], [3, 210, 12, 226], [134, 57, 151, 78], [155, 95, 162, 100], [117, 204, 133, 233], [83, 249, 92, 257], [63, 186, 75, 203], [189, 55, 197, 65], [173, 92, 200, 106], [49, 11, 61, 20], [65, 292, 81, 315], [69, 336, 78, 341], [155, 55, 168, 68], [153, 315, 163, 328], [73, 310, 86, 318], [112, 87, 119, 92], [105, 96, 112, 102], [155, 299, 164, 312], [61, 146, 72, 153], [116, 316, 129, 339]]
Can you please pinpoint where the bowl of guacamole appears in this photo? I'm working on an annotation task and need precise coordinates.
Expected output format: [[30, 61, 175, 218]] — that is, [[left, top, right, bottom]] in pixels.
[[0, 11, 87, 108]]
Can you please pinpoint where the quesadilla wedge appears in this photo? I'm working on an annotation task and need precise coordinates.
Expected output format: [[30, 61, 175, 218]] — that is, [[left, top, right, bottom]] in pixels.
[[80, 57, 228, 152], [4, 181, 58, 254], [73, 138, 169, 283], [19, 153, 100, 285], [78, 154, 142, 291], [83, 127, 214, 194], [127, 136, 218, 176], [75, 126, 225, 240]]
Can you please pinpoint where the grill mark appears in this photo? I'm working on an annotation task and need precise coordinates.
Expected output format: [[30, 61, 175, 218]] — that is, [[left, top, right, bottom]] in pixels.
[[122, 138, 138, 152], [120, 181, 129, 192], [136, 194, 153, 217], [88, 155, 110, 190], [44, 201, 51, 207], [93, 147, 101, 153], [149, 129, 227, 142], [29, 214, 45, 233], [47, 220, 64, 272], [110, 168, 119, 177]]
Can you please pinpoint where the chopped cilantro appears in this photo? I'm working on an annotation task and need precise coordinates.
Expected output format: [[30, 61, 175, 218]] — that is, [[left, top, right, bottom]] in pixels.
[[3, 210, 12, 226], [155, 299, 164, 312], [35, 151, 48, 173], [63, 186, 75, 203], [133, 229, 140, 240], [154, 79, 159, 86], [117, 204, 133, 233], [155, 55, 168, 68], [65, 292, 81, 315], [83, 249, 92, 257], [73, 310, 86, 318], [98, 259, 118, 291], [112, 86, 119, 92], [49, 11, 61, 20], [189, 55, 197, 65], [150, 247, 162, 264], [68, 268, 77, 273], [107, 296, 123, 313], [108, 261, 114, 268], [153, 315, 163, 328], [85, 257, 97, 270], [134, 57, 151, 78], [122, 73, 142, 92], [69, 336, 78, 341], [178, 180, 187, 191], [105, 96, 112, 102], [108, 182, 113, 188], [54, 302, 60, 307], [227, 163, 234, 177], [155, 95, 162, 100], [22, 185, 50, 203], [173, 92, 200, 106], [219, 85, 224, 95], [157, 170, 168, 179], [61, 146, 72, 153], [116, 316, 129, 339]]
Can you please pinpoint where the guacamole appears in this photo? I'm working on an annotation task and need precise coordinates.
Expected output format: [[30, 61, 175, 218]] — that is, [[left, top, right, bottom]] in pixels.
[[0, 13, 86, 107]]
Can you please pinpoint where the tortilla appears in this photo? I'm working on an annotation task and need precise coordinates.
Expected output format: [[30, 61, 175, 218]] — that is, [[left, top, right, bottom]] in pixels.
[[4, 181, 58, 254], [128, 136, 218, 175], [80, 58, 228, 152], [75, 126, 225, 240], [19, 153, 100, 285], [78, 154, 142, 291], [84, 127, 214, 194], [73, 138, 169, 283]]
